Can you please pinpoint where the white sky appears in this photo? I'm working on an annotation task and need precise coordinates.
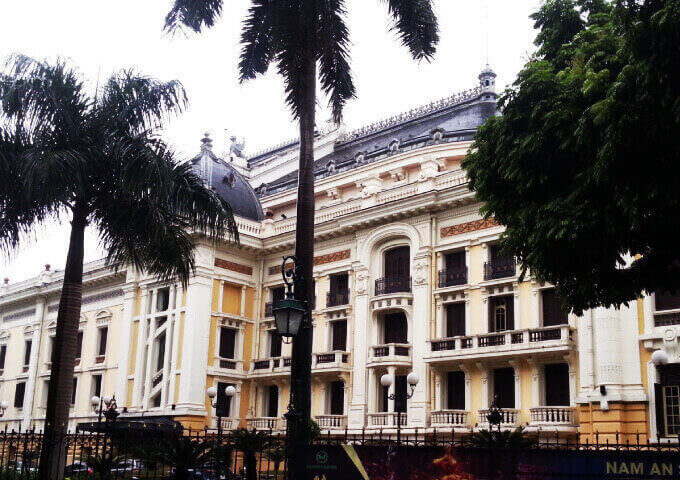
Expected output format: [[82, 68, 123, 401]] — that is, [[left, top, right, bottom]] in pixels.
[[0, 0, 540, 283]]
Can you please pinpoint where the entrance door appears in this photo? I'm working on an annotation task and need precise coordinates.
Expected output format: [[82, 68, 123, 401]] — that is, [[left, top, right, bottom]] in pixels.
[[493, 368, 515, 408], [544, 363, 570, 406], [384, 313, 408, 344]]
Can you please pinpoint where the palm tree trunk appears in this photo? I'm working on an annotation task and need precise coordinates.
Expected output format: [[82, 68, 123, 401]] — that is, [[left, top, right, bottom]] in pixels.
[[38, 204, 87, 480], [290, 51, 317, 480]]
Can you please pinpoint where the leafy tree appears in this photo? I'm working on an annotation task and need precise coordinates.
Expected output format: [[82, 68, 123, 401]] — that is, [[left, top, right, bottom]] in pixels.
[[463, 0, 680, 313], [264, 444, 286, 480], [468, 427, 538, 449], [158, 435, 214, 480], [0, 55, 238, 480], [231, 428, 274, 480], [85, 452, 125, 480], [163, 0, 439, 455]]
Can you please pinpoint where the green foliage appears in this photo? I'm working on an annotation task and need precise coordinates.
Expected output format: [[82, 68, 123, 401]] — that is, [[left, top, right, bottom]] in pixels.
[[158, 435, 214, 480], [85, 452, 125, 480], [164, 0, 439, 122], [464, 0, 680, 313], [469, 427, 538, 449]]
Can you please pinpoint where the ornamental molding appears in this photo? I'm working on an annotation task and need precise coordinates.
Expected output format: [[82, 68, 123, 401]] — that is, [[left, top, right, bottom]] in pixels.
[[214, 258, 253, 276], [413, 259, 430, 286], [355, 271, 370, 296], [441, 218, 499, 238], [437, 204, 482, 221], [82, 289, 124, 306], [3, 308, 36, 322], [267, 249, 351, 276]]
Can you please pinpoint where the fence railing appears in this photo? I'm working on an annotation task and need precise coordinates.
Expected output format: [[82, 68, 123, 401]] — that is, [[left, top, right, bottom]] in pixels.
[[326, 291, 350, 308], [438, 267, 467, 287], [375, 276, 411, 295], [483, 257, 516, 280]]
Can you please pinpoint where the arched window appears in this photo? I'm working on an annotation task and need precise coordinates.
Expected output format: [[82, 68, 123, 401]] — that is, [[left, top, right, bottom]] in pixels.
[[494, 299, 507, 331]]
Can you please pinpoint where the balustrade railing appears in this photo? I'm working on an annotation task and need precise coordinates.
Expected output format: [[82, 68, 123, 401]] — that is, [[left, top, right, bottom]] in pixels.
[[430, 325, 574, 354], [247, 417, 286, 430], [367, 412, 407, 427], [315, 415, 348, 430], [313, 352, 350, 366], [483, 257, 516, 281], [438, 267, 468, 287], [478, 408, 519, 426], [250, 357, 291, 371], [326, 290, 350, 307], [529, 406, 576, 425], [375, 276, 411, 295], [371, 343, 411, 359], [431, 410, 469, 427]]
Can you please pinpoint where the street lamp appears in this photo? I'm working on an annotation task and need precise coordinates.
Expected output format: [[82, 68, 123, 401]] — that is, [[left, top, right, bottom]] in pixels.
[[91, 395, 119, 430], [273, 256, 307, 340], [380, 372, 419, 445], [208, 385, 236, 480], [0, 401, 8, 417]]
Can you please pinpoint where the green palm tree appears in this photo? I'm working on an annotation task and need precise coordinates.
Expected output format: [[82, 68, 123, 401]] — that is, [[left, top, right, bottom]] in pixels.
[[158, 435, 214, 480], [85, 452, 125, 480], [0, 55, 238, 480], [469, 427, 538, 449], [231, 428, 274, 480], [164, 0, 439, 468]]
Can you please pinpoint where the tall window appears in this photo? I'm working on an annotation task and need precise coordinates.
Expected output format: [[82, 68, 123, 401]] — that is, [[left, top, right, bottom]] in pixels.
[[272, 286, 286, 305], [75, 331, 84, 360], [23, 339, 32, 367], [380, 246, 410, 294], [542, 289, 568, 326], [97, 327, 108, 358], [329, 381, 344, 415], [91, 374, 102, 399], [445, 303, 466, 337], [156, 333, 166, 373], [266, 385, 279, 417], [381, 375, 407, 413], [14, 382, 26, 408], [656, 364, 680, 437], [71, 377, 77, 405], [0, 344, 6, 371], [219, 327, 237, 359], [655, 292, 680, 311], [489, 296, 514, 332], [268, 331, 282, 358], [156, 287, 170, 312], [216, 382, 234, 417], [383, 312, 408, 344], [493, 367, 515, 409], [331, 320, 347, 351], [328, 273, 349, 306], [544, 363, 570, 406], [447, 371, 466, 410]]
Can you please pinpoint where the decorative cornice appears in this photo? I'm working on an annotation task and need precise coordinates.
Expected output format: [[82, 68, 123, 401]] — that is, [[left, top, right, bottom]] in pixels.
[[82, 289, 124, 306], [441, 218, 499, 238], [268, 249, 350, 275], [3, 308, 36, 322], [214, 258, 253, 276]]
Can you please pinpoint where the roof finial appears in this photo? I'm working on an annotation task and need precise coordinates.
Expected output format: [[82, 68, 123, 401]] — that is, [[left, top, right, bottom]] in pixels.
[[201, 132, 213, 153]]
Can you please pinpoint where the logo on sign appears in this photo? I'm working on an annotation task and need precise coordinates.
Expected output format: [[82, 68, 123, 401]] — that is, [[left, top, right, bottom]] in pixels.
[[316, 451, 329, 464]]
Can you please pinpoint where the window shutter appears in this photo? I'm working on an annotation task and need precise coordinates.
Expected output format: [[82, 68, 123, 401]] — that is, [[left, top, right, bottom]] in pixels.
[[655, 383, 666, 438]]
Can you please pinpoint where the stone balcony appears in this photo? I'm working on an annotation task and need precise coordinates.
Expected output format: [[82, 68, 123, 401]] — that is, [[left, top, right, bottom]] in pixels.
[[528, 406, 577, 429], [426, 325, 575, 363], [312, 351, 351, 375], [211, 417, 238, 430], [367, 343, 412, 368], [316, 414, 348, 431], [477, 409, 520, 429], [367, 412, 407, 428], [248, 356, 291, 379], [430, 410, 470, 429], [247, 417, 286, 431]]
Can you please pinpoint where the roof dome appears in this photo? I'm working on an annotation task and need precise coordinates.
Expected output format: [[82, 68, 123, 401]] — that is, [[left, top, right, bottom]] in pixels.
[[190, 134, 263, 222]]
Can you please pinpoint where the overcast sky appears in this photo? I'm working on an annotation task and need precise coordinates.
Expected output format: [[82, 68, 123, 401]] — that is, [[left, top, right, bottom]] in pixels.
[[0, 0, 540, 283]]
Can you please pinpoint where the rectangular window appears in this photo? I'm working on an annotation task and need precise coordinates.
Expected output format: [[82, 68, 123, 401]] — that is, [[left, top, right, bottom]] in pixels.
[[91, 374, 102, 398], [446, 303, 466, 337], [663, 385, 680, 436], [97, 327, 108, 357], [657, 364, 680, 437], [216, 382, 234, 417], [489, 296, 514, 332], [447, 371, 466, 410], [269, 331, 282, 358], [544, 363, 570, 406], [14, 382, 26, 408], [219, 327, 237, 359], [0, 344, 6, 370], [444, 251, 466, 270], [23, 339, 32, 367], [329, 273, 348, 294], [42, 380, 49, 407], [71, 377, 77, 405], [75, 331, 84, 359], [156, 287, 170, 312], [542, 289, 568, 326], [331, 320, 347, 351], [266, 385, 279, 417], [272, 287, 286, 304], [655, 292, 680, 312], [493, 367, 515, 409], [156, 333, 166, 372], [329, 380, 344, 415]]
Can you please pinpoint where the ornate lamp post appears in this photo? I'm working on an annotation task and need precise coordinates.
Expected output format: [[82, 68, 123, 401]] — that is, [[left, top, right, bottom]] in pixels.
[[207, 385, 236, 479], [486, 395, 503, 436], [380, 372, 419, 445], [90, 395, 119, 430], [272, 256, 311, 480]]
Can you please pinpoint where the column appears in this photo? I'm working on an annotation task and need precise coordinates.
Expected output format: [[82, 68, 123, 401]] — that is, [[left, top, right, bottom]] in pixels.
[[464, 294, 472, 336], [513, 285, 520, 328], [526, 357, 540, 407], [531, 285, 541, 328], [116, 283, 137, 408], [409, 252, 431, 428], [476, 362, 489, 409], [460, 363, 472, 413], [142, 289, 158, 410], [434, 371, 443, 411], [176, 272, 213, 415], [482, 290, 489, 333], [435, 300, 444, 338], [509, 360, 521, 411], [387, 366, 396, 426], [566, 354, 577, 406], [132, 289, 149, 407], [240, 286, 247, 317], [348, 265, 369, 429], [22, 299, 45, 430], [217, 281, 225, 313], [168, 283, 182, 407]]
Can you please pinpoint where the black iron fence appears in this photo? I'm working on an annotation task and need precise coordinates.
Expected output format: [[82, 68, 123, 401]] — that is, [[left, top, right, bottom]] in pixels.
[[437, 267, 467, 287]]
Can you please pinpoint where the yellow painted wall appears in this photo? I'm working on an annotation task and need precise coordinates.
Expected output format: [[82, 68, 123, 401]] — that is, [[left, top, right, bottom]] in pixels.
[[518, 282, 533, 329], [579, 402, 649, 443], [468, 290, 483, 335], [244, 287, 255, 319], [468, 245, 483, 285]]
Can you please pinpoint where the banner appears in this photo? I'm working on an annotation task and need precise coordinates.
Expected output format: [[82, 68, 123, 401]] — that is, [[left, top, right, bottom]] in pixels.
[[305, 445, 680, 480]]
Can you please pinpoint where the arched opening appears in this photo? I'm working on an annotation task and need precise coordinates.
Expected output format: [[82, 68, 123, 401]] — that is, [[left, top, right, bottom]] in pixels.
[[376, 246, 411, 294], [381, 312, 408, 344]]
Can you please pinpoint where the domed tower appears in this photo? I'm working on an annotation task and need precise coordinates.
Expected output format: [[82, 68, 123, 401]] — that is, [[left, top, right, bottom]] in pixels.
[[190, 133, 264, 221], [479, 64, 497, 94]]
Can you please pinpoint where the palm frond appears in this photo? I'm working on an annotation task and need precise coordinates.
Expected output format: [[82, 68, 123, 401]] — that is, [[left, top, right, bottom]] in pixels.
[[381, 0, 439, 60], [99, 71, 187, 135], [164, 0, 225, 34], [238, 0, 274, 82], [318, 0, 355, 122]]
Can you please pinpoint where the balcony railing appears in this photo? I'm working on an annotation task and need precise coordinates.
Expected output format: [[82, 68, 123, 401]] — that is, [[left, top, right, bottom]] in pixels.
[[313, 351, 349, 366], [247, 417, 286, 431], [265, 302, 274, 317], [326, 290, 350, 308], [372, 343, 411, 358], [212, 417, 237, 430], [438, 267, 468, 288], [654, 310, 680, 327], [367, 412, 407, 427], [431, 410, 469, 427], [315, 415, 348, 430], [478, 408, 519, 426], [375, 276, 411, 295], [529, 406, 576, 426], [429, 325, 574, 355], [483, 257, 516, 281], [215, 357, 241, 370], [251, 357, 291, 371]]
